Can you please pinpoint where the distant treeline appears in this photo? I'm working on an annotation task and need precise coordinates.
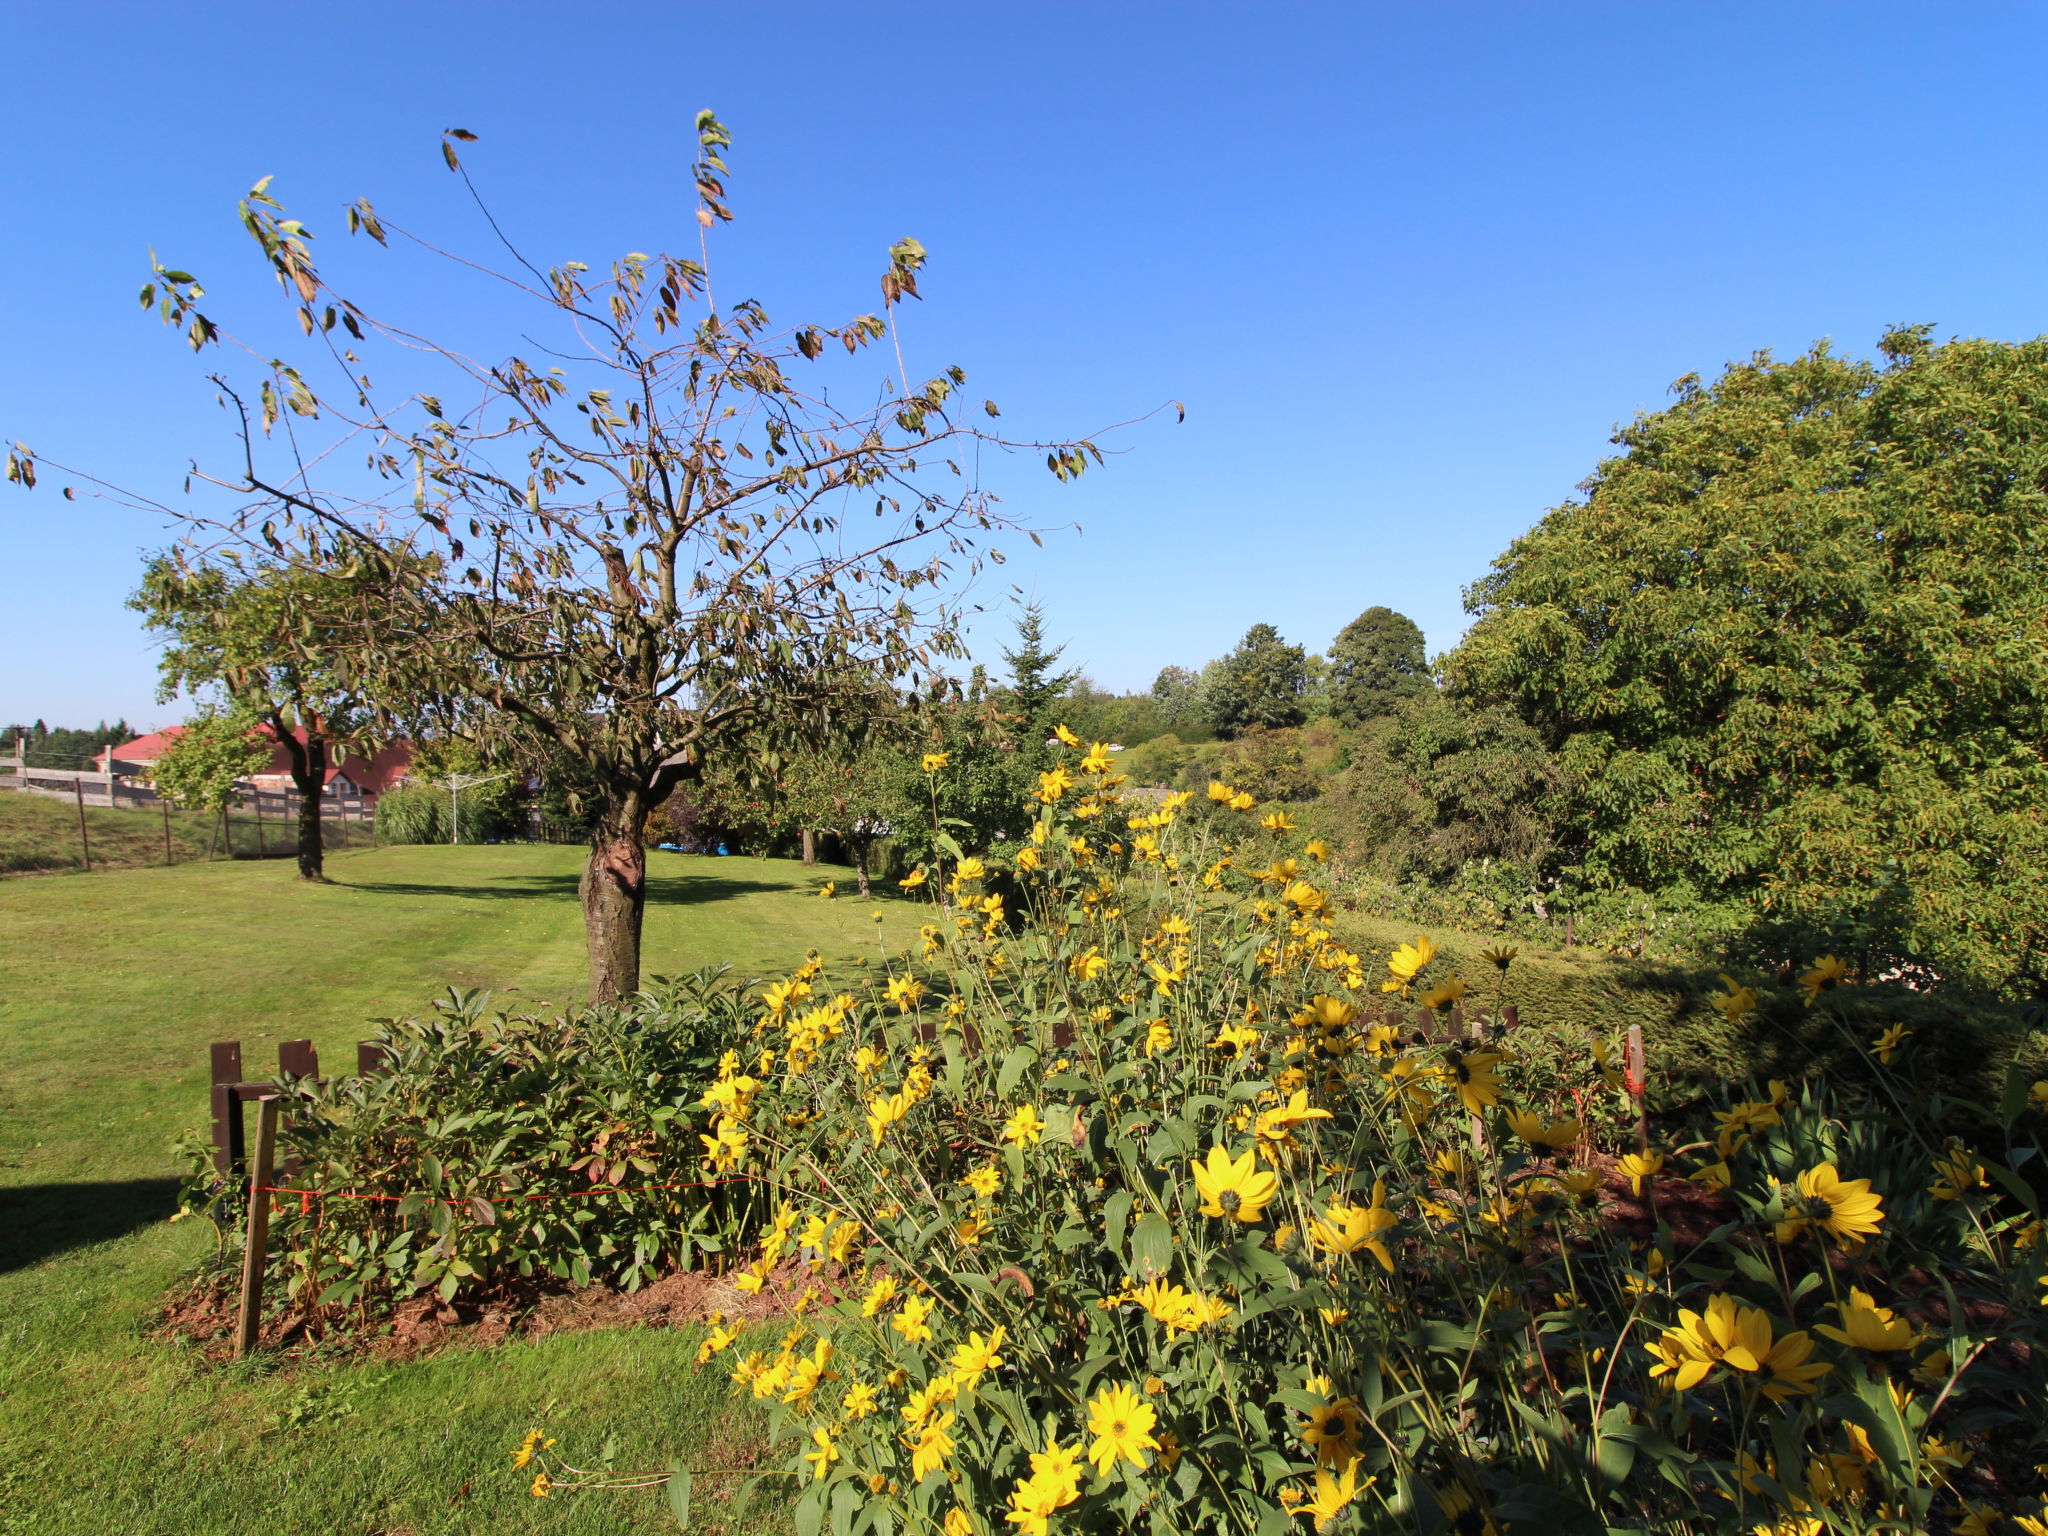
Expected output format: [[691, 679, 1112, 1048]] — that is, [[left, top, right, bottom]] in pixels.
[[1, 720, 137, 769]]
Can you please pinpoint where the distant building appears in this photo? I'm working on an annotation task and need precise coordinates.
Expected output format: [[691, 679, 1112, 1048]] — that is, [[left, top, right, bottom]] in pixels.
[[100, 727, 414, 802]]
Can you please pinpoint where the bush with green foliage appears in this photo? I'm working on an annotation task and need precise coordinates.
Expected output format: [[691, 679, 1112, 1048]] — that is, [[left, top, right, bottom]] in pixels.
[[177, 975, 757, 1309], [1452, 328, 2048, 1001]]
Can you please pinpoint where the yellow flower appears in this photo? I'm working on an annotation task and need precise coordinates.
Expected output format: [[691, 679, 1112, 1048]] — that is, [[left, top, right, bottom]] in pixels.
[[899, 866, 928, 890], [907, 1411, 956, 1480], [761, 978, 812, 1016], [1037, 767, 1074, 803], [949, 1326, 1007, 1383], [1444, 1049, 1503, 1114], [1505, 1108, 1583, 1151], [804, 1425, 840, 1480], [1261, 811, 1296, 833], [1002, 1104, 1045, 1146], [1080, 742, 1114, 774], [511, 1428, 555, 1469], [1776, 1162, 1885, 1247], [953, 856, 986, 883], [699, 1119, 750, 1171], [1708, 973, 1758, 1022], [960, 1164, 1001, 1199], [893, 1294, 935, 1342], [1870, 1023, 1911, 1062], [1814, 1288, 1918, 1351], [885, 974, 926, 1013], [866, 1088, 914, 1146], [861, 1274, 899, 1317], [1385, 935, 1435, 988], [1797, 954, 1849, 1005], [529, 1470, 552, 1498], [1306, 1180, 1397, 1271], [1146, 958, 1184, 997], [817, 880, 835, 899], [1929, 1143, 1987, 1201], [944, 1509, 976, 1536], [1206, 780, 1235, 803], [1304, 838, 1330, 861], [1617, 1150, 1663, 1196], [842, 1381, 880, 1419], [922, 752, 950, 773], [1300, 1455, 1369, 1532], [1418, 976, 1467, 1012], [1085, 1382, 1159, 1479], [695, 1324, 739, 1363], [1015, 846, 1040, 872], [1191, 1143, 1279, 1224], [1229, 790, 1257, 812], [1143, 1020, 1176, 1056], [1053, 723, 1081, 747]]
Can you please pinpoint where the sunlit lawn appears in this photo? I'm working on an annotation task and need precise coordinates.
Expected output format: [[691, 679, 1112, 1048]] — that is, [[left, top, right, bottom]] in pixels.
[[0, 842, 913, 1535]]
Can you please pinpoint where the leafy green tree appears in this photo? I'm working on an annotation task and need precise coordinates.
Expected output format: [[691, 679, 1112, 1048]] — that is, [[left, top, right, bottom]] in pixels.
[[14, 116, 1119, 999], [999, 602, 1080, 770], [148, 704, 273, 848], [1149, 665, 1200, 727], [1452, 328, 2048, 996], [131, 554, 383, 881], [1326, 605, 1431, 726], [1205, 623, 1310, 737]]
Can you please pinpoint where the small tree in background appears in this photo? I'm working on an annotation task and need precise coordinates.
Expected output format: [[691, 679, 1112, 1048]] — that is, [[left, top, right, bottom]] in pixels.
[[131, 553, 385, 881], [1205, 622, 1310, 736], [1326, 604, 1432, 726], [11, 114, 1147, 999], [998, 601, 1080, 772], [148, 704, 272, 855]]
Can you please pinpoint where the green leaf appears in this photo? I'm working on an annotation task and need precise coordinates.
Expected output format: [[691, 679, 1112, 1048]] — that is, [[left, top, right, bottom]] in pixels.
[[1103, 1191, 1133, 1257], [666, 1463, 693, 1528], [997, 1044, 1039, 1099], [1131, 1213, 1173, 1281], [794, 1486, 825, 1536]]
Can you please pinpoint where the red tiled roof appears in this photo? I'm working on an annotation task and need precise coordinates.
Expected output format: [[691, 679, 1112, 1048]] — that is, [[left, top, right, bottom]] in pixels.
[[107, 726, 413, 792]]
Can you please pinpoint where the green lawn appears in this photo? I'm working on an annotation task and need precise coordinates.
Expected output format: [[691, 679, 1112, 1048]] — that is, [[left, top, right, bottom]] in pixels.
[[0, 842, 915, 1535]]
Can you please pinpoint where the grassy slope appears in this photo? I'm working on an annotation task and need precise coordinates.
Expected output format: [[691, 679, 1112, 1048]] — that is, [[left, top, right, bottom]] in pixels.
[[0, 788, 347, 874], [0, 844, 915, 1536]]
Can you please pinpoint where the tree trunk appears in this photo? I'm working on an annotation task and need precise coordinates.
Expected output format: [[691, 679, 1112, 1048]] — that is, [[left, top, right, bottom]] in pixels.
[[853, 839, 871, 898], [800, 828, 818, 866], [284, 734, 329, 882], [581, 817, 647, 1004]]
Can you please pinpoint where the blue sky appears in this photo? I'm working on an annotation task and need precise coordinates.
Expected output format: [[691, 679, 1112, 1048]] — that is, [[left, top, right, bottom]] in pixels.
[[6, 2, 2047, 729]]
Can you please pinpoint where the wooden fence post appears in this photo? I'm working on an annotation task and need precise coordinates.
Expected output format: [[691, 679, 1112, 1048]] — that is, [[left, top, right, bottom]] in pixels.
[[209, 1041, 245, 1175], [254, 791, 266, 858], [162, 796, 174, 865], [1626, 1023, 1649, 1153], [73, 778, 91, 873], [234, 1095, 280, 1358]]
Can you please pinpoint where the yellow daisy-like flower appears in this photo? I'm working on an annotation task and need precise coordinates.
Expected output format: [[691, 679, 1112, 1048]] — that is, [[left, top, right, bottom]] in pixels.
[[907, 1411, 956, 1480], [1617, 1150, 1663, 1196], [1261, 811, 1296, 833], [1084, 1382, 1159, 1478], [1053, 723, 1081, 747], [1776, 1162, 1885, 1247], [949, 1326, 1007, 1383], [1385, 935, 1436, 986], [1506, 1108, 1583, 1151], [899, 866, 928, 890], [1814, 1288, 1918, 1352], [1708, 973, 1757, 1022], [1036, 767, 1074, 804], [885, 974, 926, 1013], [922, 752, 951, 773], [1228, 789, 1257, 812], [1444, 1049, 1503, 1114], [841, 1381, 879, 1419], [804, 1425, 840, 1480], [1306, 1179, 1397, 1271], [1797, 954, 1849, 1005], [1191, 1143, 1279, 1224], [1206, 780, 1235, 803], [944, 1508, 976, 1536], [1869, 1023, 1911, 1062], [1304, 838, 1330, 861], [1002, 1103, 1046, 1146], [1418, 976, 1467, 1012], [860, 1273, 899, 1317], [893, 1293, 936, 1342], [1080, 742, 1114, 774], [1300, 1455, 1370, 1533], [817, 880, 835, 899]]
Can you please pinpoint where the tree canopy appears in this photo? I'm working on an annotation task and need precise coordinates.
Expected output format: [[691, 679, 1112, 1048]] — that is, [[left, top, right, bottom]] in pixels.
[[1451, 328, 2048, 996], [1205, 623, 1311, 737], [1326, 605, 1430, 726]]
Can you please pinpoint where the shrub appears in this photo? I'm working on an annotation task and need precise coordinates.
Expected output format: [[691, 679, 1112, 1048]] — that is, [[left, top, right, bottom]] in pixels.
[[178, 975, 758, 1308], [653, 747, 2048, 1535]]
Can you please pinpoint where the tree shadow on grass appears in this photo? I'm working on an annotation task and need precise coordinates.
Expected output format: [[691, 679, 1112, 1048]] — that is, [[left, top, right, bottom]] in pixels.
[[337, 872, 783, 906], [0, 1178, 182, 1273]]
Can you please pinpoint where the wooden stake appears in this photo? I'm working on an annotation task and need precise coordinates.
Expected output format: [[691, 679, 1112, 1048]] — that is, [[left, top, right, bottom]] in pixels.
[[162, 796, 174, 865], [1626, 1024, 1649, 1153], [254, 790, 266, 859], [235, 1095, 280, 1358], [73, 778, 92, 872]]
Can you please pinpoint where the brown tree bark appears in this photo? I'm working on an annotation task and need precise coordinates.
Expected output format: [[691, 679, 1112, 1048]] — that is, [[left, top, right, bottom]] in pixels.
[[581, 817, 648, 1003], [801, 827, 817, 866], [276, 729, 329, 882]]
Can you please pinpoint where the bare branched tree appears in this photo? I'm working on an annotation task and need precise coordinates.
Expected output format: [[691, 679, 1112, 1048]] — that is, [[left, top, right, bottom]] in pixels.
[[9, 113, 1167, 998]]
